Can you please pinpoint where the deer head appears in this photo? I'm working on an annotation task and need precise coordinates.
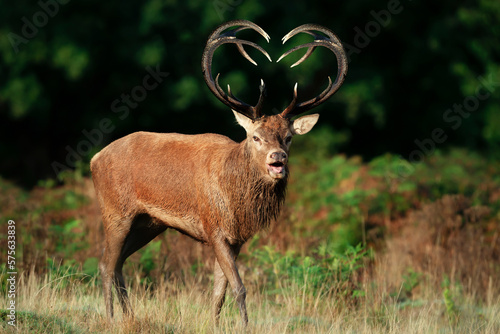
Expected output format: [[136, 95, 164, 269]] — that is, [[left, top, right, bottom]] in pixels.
[[202, 20, 348, 181]]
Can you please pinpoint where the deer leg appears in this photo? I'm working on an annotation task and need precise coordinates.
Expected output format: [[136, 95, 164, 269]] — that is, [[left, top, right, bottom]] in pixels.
[[113, 261, 133, 317], [114, 215, 167, 316], [100, 247, 115, 319], [213, 257, 228, 325], [100, 222, 129, 319], [212, 236, 247, 326], [213, 244, 242, 325]]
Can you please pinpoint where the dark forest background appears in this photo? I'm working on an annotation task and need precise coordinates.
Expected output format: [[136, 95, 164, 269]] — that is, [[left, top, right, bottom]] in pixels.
[[1, 0, 499, 187]]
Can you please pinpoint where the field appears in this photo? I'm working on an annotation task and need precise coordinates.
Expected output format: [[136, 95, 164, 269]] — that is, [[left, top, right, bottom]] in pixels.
[[1, 142, 500, 333]]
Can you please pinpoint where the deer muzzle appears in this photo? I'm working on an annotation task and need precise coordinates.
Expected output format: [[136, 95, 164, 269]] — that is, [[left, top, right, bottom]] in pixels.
[[266, 151, 288, 179]]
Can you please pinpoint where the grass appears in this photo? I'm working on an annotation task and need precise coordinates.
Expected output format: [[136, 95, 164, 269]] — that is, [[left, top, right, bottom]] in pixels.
[[1, 257, 500, 333]]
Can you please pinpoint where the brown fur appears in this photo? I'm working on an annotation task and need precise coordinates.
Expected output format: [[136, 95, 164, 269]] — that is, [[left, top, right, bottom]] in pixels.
[[220, 143, 288, 242]]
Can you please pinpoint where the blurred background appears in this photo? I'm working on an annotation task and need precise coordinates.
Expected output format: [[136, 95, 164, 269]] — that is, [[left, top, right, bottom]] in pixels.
[[1, 1, 500, 331], [1, 0, 499, 187]]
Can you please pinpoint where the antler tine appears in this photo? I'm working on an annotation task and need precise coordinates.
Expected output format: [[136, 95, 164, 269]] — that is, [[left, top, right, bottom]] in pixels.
[[202, 20, 271, 120], [317, 76, 333, 100], [254, 79, 266, 114], [277, 45, 317, 68], [281, 83, 298, 115], [279, 24, 348, 119], [214, 73, 252, 109], [209, 20, 270, 44]]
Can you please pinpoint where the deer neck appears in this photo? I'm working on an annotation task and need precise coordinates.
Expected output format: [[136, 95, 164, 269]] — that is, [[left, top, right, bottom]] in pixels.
[[217, 140, 287, 242]]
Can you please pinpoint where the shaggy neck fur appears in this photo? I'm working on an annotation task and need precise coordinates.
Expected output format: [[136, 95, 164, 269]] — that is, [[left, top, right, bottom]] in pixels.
[[221, 140, 288, 243]]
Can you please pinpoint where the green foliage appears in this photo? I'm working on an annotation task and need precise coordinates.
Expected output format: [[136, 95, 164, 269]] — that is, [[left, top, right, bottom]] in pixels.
[[52, 44, 90, 80], [291, 124, 350, 163], [401, 269, 422, 298], [442, 275, 461, 325], [286, 147, 500, 257], [0, 265, 10, 295], [390, 268, 423, 302], [0, 310, 83, 334], [139, 240, 162, 277], [82, 257, 99, 277], [43, 258, 99, 293], [55, 161, 89, 186], [1, 74, 43, 118], [248, 242, 368, 297], [401, 149, 500, 207], [49, 219, 88, 256], [288, 153, 367, 252]]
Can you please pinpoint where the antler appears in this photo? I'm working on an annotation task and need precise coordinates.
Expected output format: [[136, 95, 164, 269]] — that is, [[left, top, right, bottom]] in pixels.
[[202, 20, 271, 120], [277, 24, 348, 119]]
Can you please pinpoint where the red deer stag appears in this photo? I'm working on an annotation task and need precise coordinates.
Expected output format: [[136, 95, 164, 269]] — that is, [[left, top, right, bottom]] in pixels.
[[91, 20, 347, 325]]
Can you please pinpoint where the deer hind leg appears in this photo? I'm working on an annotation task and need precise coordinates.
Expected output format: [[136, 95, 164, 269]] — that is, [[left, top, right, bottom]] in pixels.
[[100, 217, 131, 320], [100, 248, 115, 319], [113, 260, 132, 317], [211, 238, 247, 326], [114, 214, 167, 316]]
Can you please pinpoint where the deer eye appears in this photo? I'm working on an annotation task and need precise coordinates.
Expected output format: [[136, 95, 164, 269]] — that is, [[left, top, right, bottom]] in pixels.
[[285, 136, 292, 144], [252, 136, 260, 142]]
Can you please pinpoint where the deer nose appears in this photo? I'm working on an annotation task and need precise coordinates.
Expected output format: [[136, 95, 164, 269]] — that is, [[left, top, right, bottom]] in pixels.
[[269, 151, 287, 162]]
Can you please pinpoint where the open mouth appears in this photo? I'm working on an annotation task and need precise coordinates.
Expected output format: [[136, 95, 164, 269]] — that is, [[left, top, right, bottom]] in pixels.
[[267, 162, 285, 176]]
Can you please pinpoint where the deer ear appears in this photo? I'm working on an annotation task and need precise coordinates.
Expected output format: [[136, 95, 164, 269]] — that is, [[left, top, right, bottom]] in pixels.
[[292, 114, 319, 135], [233, 110, 253, 132]]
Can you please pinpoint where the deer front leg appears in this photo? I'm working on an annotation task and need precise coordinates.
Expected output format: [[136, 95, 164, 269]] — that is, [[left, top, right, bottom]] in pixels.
[[211, 234, 247, 326], [213, 258, 228, 325], [212, 244, 242, 325]]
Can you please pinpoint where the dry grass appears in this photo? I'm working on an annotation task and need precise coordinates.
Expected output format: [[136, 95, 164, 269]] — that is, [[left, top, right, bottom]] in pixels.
[[377, 195, 499, 299], [2, 252, 500, 334]]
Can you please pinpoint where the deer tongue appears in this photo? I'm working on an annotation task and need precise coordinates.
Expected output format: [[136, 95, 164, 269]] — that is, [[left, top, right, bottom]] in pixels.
[[267, 163, 284, 174]]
